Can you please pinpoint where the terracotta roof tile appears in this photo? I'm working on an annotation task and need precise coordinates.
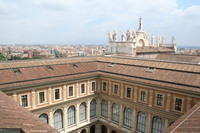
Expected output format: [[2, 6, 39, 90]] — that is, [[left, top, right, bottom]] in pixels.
[[166, 102, 200, 133], [0, 91, 58, 133]]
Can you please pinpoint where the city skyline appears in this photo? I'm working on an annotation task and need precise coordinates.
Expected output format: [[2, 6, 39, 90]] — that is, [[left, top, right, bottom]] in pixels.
[[0, 0, 200, 46]]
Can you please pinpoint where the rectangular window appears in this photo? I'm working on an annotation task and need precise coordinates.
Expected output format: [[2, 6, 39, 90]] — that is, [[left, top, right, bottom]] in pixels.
[[102, 82, 107, 91], [156, 94, 163, 106], [39, 91, 45, 103], [55, 88, 60, 100], [175, 98, 183, 111], [69, 86, 73, 97], [92, 82, 96, 91], [140, 91, 147, 102], [81, 84, 85, 94], [126, 87, 132, 98], [21, 95, 28, 107], [113, 84, 119, 94]]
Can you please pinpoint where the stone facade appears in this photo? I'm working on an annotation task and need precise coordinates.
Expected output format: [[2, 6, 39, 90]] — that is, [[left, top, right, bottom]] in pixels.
[[107, 17, 177, 56]]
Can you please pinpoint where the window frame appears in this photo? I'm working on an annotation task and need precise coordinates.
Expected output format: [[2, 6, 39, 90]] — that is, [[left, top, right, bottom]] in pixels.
[[54, 87, 62, 101], [91, 81, 96, 92], [67, 85, 75, 98], [20, 93, 29, 108], [139, 89, 148, 103], [113, 83, 119, 96], [79, 102, 87, 122], [125, 85, 133, 99], [155, 93, 165, 107], [101, 100, 108, 118], [67, 105, 76, 126], [80, 83, 86, 95], [174, 97, 184, 112], [102, 81, 108, 92], [37, 90, 47, 104], [123, 107, 132, 128]]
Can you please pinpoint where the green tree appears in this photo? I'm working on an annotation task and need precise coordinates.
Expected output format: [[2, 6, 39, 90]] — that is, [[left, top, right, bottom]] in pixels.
[[0, 53, 6, 61]]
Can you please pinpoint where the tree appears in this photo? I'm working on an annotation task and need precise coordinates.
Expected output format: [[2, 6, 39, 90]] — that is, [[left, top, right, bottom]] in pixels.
[[0, 53, 6, 61]]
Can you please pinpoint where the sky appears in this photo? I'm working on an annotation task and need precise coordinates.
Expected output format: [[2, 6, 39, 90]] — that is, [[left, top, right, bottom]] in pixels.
[[0, 0, 200, 46]]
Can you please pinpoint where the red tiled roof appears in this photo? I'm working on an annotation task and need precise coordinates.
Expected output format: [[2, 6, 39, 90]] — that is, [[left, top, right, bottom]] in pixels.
[[0, 91, 58, 133], [166, 102, 200, 133], [0, 56, 199, 94]]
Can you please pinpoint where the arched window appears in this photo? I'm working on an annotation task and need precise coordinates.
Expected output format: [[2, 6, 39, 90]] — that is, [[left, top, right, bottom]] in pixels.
[[152, 116, 163, 133], [79, 102, 87, 122], [124, 107, 132, 128], [54, 109, 63, 130], [101, 100, 108, 118], [39, 113, 48, 124], [90, 99, 96, 119], [67, 106, 76, 126], [112, 103, 120, 123], [137, 112, 146, 133], [101, 125, 107, 133]]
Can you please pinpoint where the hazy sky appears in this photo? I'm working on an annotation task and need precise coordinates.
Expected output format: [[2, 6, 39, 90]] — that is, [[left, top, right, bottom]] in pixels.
[[0, 0, 200, 46]]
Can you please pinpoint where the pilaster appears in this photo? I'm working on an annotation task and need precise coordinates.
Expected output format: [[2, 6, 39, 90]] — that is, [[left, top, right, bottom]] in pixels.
[[96, 98, 101, 118], [95, 123, 101, 133], [119, 104, 123, 127], [87, 100, 91, 122], [166, 93, 171, 112], [49, 110, 54, 127], [133, 87, 138, 103], [132, 109, 137, 131], [164, 118, 169, 132], [63, 85, 67, 101], [148, 90, 154, 107], [108, 101, 111, 121], [64, 107, 68, 131], [31, 90, 36, 109], [120, 83, 124, 99], [76, 103, 80, 125], [146, 113, 152, 133], [48, 87, 52, 104], [108, 80, 112, 95]]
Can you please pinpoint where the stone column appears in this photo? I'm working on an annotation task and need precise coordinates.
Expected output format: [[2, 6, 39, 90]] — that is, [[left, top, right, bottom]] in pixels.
[[63, 85, 67, 101], [132, 109, 137, 131], [95, 123, 101, 133], [108, 101, 112, 121], [87, 100, 91, 122], [48, 87, 52, 104], [119, 104, 123, 127], [133, 87, 138, 103], [76, 103, 80, 125], [146, 113, 152, 133], [31, 90, 36, 109], [186, 97, 192, 111], [166, 93, 171, 112], [49, 110, 54, 128], [148, 90, 154, 107]]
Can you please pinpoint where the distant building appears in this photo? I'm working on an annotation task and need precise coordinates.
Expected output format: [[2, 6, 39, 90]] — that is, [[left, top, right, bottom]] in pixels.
[[107, 17, 176, 56]]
